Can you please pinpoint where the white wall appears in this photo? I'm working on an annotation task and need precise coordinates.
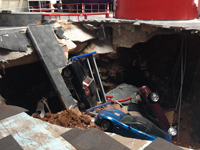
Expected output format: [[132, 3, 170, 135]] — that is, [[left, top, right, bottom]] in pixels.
[[0, 0, 29, 12]]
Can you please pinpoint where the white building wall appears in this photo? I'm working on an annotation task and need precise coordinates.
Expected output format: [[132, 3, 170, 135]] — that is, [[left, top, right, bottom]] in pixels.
[[0, 0, 29, 12]]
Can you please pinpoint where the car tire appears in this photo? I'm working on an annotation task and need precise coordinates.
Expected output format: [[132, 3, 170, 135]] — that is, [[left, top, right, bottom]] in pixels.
[[63, 67, 71, 78], [148, 93, 159, 103], [101, 120, 111, 131]]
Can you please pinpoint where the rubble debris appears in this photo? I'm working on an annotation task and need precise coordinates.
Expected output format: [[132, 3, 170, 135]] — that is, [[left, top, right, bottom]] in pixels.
[[83, 23, 100, 30], [93, 103, 122, 113], [60, 23, 97, 42], [69, 41, 88, 54], [33, 109, 101, 130], [32, 97, 51, 118], [86, 101, 112, 113], [58, 38, 77, 52], [33, 102, 122, 130], [54, 27, 65, 39], [83, 38, 114, 54]]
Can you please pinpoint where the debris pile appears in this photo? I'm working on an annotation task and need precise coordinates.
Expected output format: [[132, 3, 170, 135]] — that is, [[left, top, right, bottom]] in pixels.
[[33, 102, 123, 130], [33, 108, 100, 129], [93, 103, 122, 113]]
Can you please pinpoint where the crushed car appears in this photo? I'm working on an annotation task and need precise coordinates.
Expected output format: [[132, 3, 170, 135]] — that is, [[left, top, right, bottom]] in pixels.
[[62, 57, 98, 110], [95, 108, 172, 142], [138, 85, 177, 136]]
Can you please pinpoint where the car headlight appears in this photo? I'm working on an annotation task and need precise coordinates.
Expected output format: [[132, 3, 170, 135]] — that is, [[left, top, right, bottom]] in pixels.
[[150, 92, 159, 102], [168, 126, 177, 136]]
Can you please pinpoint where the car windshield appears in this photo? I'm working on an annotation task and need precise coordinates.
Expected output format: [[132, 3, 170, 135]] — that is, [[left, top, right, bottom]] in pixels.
[[121, 115, 167, 139]]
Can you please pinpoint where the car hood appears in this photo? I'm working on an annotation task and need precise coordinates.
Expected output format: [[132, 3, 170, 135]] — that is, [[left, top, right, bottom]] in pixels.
[[100, 108, 127, 119]]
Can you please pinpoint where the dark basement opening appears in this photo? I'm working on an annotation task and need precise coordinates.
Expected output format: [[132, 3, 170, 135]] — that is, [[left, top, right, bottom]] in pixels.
[[96, 33, 200, 149], [0, 62, 64, 115], [0, 33, 200, 149]]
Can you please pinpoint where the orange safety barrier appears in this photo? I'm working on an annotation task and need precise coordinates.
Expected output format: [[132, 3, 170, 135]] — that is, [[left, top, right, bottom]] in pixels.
[[42, 13, 81, 20]]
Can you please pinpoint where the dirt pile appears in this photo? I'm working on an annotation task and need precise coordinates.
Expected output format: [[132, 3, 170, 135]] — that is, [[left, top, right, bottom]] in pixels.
[[33, 103, 122, 130], [93, 103, 122, 113], [33, 108, 100, 129]]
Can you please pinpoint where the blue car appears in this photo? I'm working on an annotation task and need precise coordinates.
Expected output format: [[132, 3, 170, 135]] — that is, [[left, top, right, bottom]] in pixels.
[[95, 108, 172, 142]]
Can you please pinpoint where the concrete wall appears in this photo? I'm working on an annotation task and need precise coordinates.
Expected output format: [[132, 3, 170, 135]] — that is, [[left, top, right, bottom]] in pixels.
[[0, 0, 28, 12]]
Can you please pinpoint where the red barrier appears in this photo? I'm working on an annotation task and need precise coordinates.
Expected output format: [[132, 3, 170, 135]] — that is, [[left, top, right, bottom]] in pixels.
[[115, 0, 198, 20], [83, 12, 109, 19], [106, 95, 133, 103]]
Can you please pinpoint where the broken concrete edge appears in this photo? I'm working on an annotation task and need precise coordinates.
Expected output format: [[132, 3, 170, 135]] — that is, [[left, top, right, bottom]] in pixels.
[[71, 18, 200, 31], [1, 19, 193, 61], [1, 111, 191, 150], [0, 48, 39, 70], [0, 112, 148, 150], [0, 21, 113, 67]]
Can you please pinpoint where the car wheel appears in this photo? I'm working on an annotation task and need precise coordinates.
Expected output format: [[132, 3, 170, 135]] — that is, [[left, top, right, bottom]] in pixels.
[[149, 92, 159, 103], [168, 126, 177, 136], [101, 120, 111, 131], [63, 68, 71, 78]]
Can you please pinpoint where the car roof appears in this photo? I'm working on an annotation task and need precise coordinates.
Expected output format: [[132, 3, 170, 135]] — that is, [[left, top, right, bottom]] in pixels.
[[101, 108, 127, 118]]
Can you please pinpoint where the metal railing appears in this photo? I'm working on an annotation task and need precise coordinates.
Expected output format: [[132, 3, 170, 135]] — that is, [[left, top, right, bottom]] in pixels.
[[29, 2, 109, 14], [30, 2, 110, 20]]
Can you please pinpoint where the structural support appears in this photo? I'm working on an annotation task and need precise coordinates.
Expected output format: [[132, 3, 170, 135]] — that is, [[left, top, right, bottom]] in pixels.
[[88, 54, 107, 103]]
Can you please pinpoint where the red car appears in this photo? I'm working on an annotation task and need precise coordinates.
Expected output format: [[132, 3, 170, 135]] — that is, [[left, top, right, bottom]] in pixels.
[[139, 86, 177, 136]]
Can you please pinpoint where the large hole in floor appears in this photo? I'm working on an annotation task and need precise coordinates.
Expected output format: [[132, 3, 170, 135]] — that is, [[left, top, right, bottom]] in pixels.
[[0, 33, 200, 149], [96, 33, 200, 149], [0, 62, 64, 115]]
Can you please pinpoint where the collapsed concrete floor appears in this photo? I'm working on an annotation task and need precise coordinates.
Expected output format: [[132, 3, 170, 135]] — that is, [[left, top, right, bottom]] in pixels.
[[1, 22, 200, 149]]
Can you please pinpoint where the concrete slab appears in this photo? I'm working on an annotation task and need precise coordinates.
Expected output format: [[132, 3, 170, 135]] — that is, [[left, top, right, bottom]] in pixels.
[[62, 23, 97, 42], [0, 112, 191, 150], [0, 112, 76, 150], [83, 37, 114, 54]]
